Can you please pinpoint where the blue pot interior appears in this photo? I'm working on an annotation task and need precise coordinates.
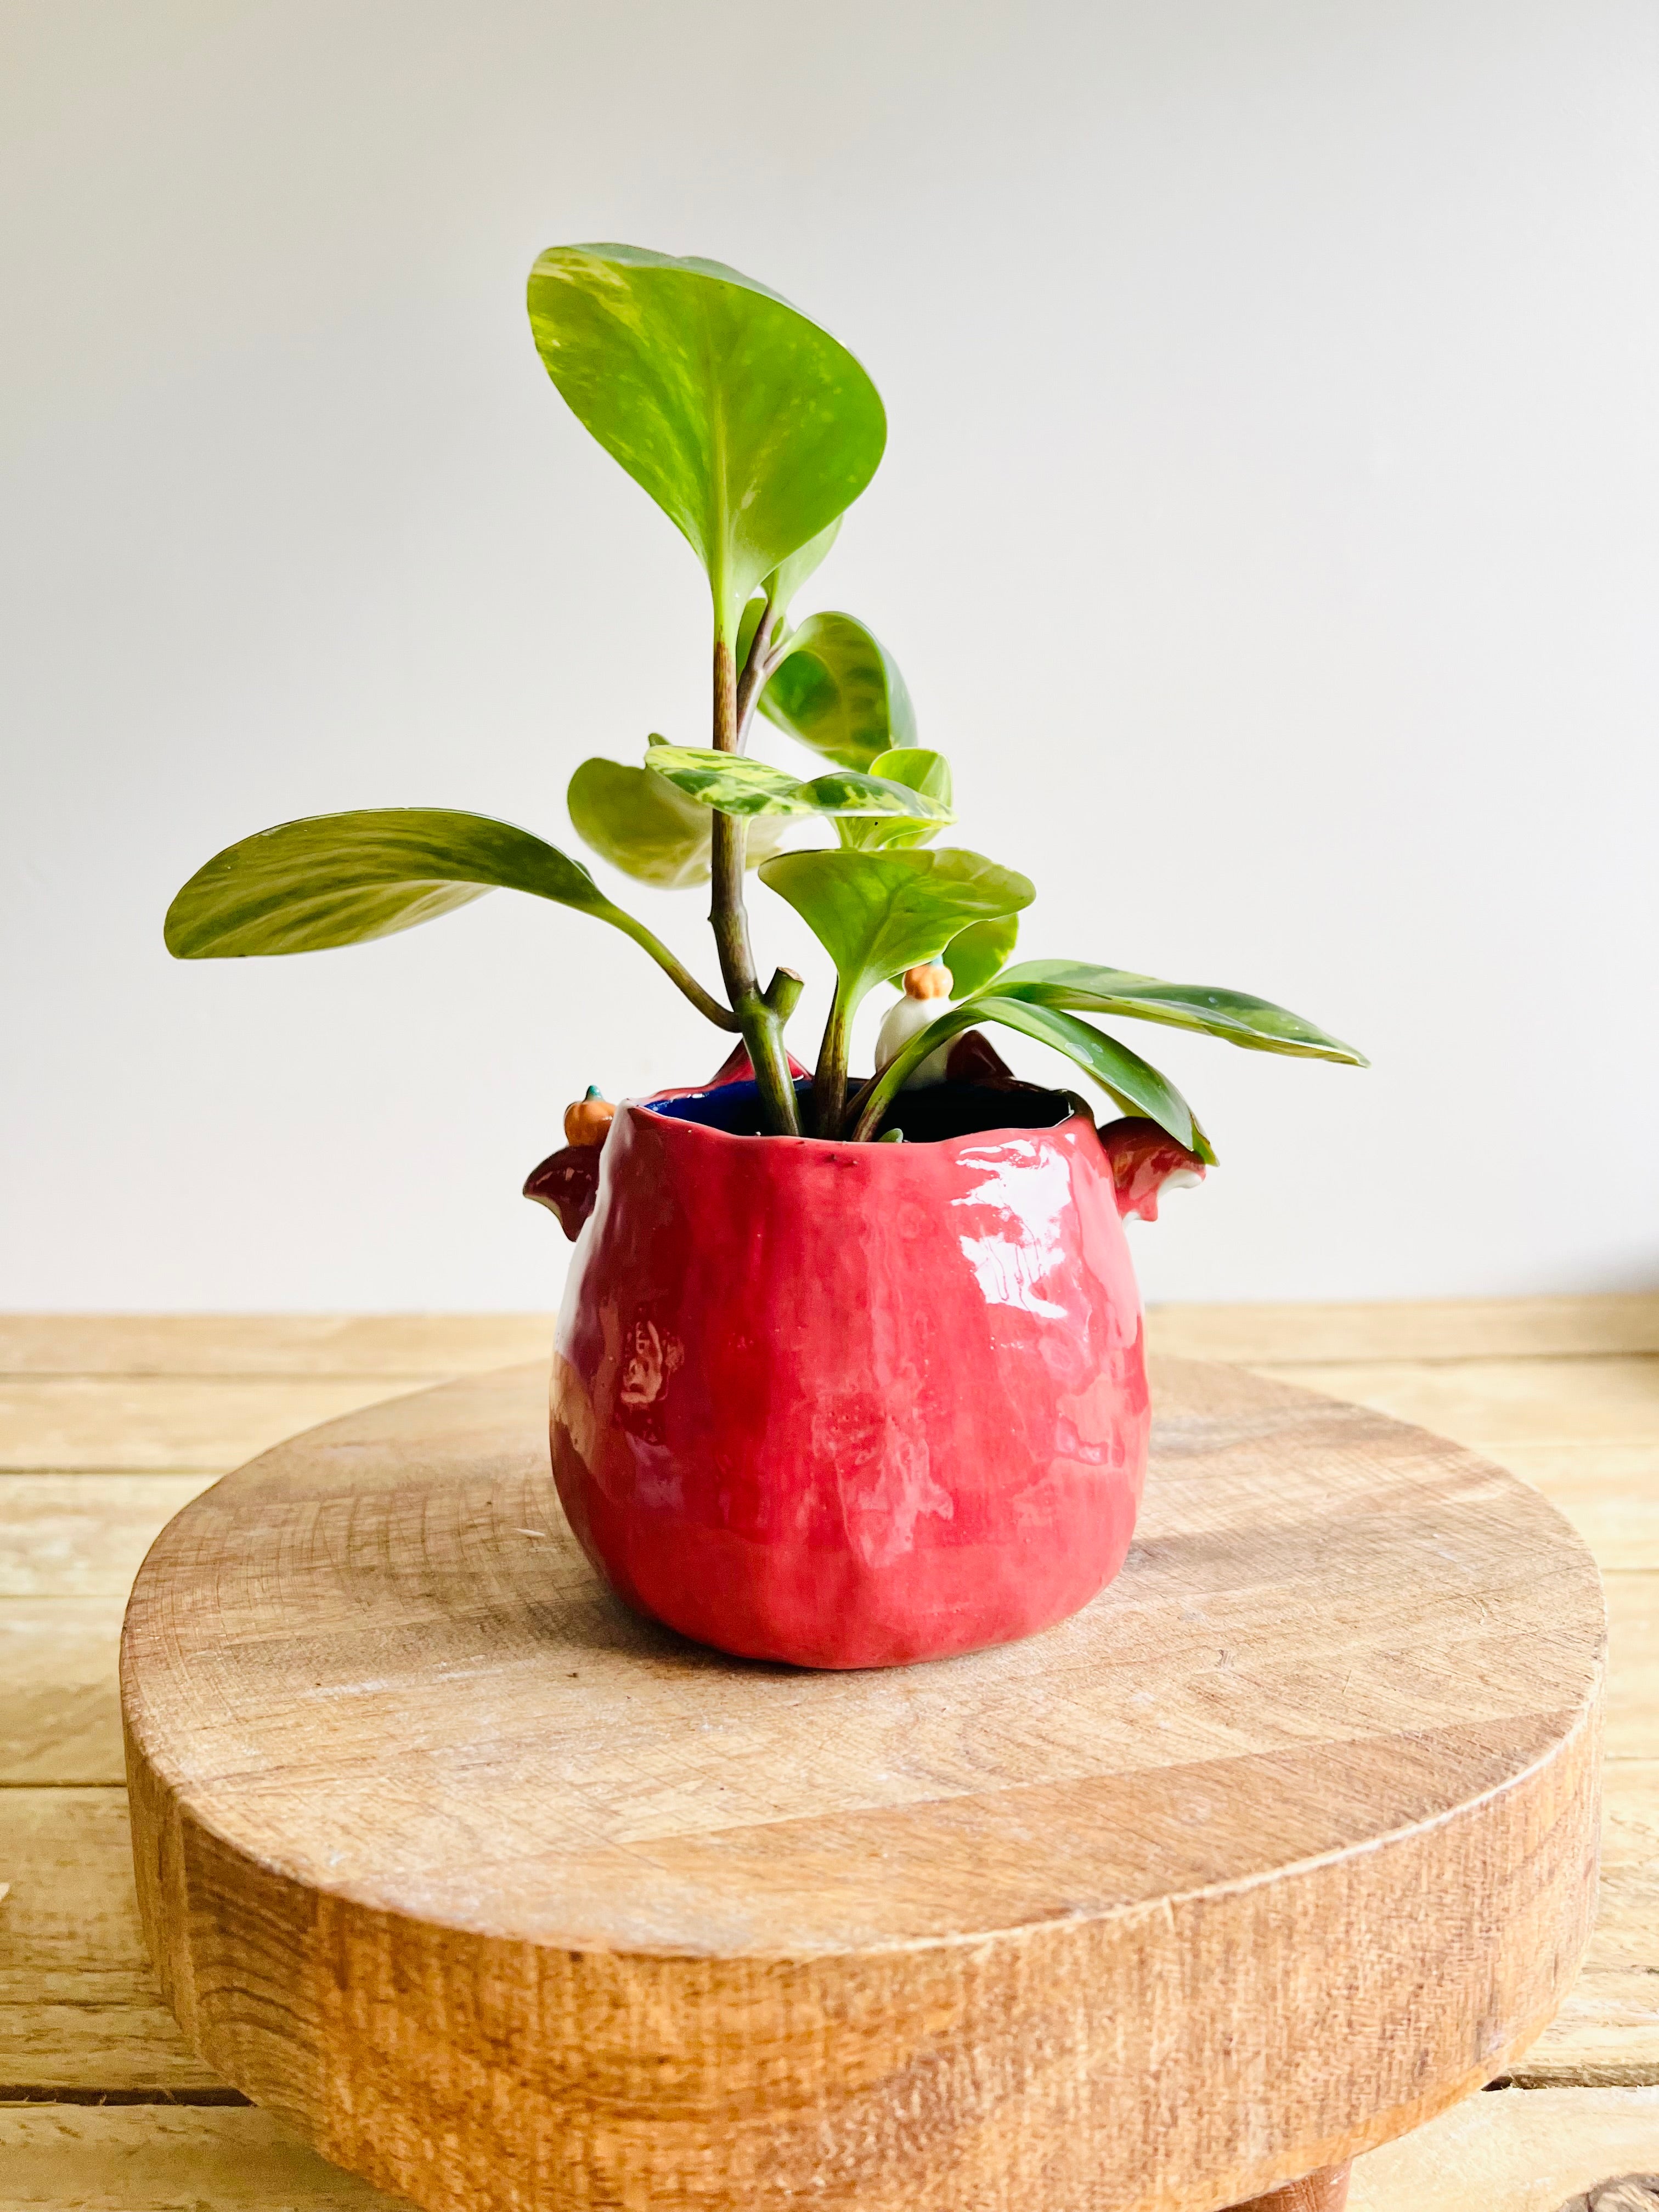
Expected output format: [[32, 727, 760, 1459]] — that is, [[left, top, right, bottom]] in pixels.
[[645, 1077, 1073, 1142]]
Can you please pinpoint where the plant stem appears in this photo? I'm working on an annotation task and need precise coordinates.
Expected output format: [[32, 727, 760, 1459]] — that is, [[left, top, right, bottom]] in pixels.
[[710, 635, 800, 1136], [841, 1068, 879, 1137], [610, 913, 740, 1030], [763, 966, 804, 1024], [847, 1004, 972, 1141], [810, 983, 853, 1137], [733, 591, 778, 747]]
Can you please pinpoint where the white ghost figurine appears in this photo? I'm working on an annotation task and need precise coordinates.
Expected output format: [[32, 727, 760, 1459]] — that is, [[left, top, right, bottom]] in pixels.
[[874, 963, 955, 1088]]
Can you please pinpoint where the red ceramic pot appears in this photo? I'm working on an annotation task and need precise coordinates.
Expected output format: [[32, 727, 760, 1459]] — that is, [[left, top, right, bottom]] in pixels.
[[535, 1060, 1197, 1670]]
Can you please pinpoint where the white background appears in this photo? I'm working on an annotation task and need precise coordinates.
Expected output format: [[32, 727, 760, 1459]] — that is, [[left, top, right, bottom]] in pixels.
[[3, 0, 1655, 1311]]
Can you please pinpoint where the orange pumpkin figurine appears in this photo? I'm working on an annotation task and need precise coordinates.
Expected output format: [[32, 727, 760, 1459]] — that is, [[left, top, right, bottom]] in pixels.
[[562, 1086, 615, 1148]]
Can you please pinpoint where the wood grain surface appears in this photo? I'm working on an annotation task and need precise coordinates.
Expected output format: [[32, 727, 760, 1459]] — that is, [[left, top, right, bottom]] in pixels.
[[120, 1356, 1605, 2212], [4, 1301, 1654, 2209], [1347, 2087, 1659, 2210], [0, 1790, 215, 2095], [0, 1378, 437, 1472], [1257, 1358, 1659, 1448], [5, 2090, 1657, 2212], [0, 1313, 556, 1378], [0, 1601, 126, 1785], [1148, 1293, 1659, 1364]]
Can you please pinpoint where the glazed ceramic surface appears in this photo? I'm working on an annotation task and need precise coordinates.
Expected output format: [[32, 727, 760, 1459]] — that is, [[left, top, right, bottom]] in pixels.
[[547, 1077, 1152, 1668]]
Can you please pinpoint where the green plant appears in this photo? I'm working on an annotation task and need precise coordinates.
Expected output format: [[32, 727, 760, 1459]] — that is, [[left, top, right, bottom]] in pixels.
[[166, 242, 1364, 1147]]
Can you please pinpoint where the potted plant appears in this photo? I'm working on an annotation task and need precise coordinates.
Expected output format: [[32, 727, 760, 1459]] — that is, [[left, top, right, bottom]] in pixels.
[[166, 242, 1364, 1670]]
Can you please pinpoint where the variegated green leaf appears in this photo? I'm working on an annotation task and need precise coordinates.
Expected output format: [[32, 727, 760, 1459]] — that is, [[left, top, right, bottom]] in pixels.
[[567, 753, 787, 888], [646, 745, 953, 827], [838, 748, 953, 851], [758, 611, 915, 769], [992, 961, 1367, 1065]]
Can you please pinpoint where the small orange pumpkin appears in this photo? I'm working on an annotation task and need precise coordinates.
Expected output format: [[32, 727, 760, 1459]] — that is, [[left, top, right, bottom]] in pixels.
[[562, 1087, 615, 1148]]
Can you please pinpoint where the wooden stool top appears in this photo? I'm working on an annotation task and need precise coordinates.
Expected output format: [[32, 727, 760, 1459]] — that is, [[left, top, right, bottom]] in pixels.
[[122, 1356, 1604, 2212]]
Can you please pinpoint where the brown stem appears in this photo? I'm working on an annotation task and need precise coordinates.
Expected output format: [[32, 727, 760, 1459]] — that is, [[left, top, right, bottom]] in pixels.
[[708, 639, 752, 994], [733, 592, 778, 751], [810, 984, 851, 1138]]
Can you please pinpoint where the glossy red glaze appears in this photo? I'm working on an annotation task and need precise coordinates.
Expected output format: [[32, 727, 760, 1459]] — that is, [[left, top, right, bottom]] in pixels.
[[548, 1085, 1150, 1669]]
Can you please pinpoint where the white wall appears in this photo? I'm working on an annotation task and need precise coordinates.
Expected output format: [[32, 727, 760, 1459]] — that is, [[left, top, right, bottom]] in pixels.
[[2, 0, 1655, 1311]]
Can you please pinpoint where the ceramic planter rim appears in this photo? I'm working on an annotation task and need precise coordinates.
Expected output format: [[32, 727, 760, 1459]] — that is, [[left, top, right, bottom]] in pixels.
[[621, 1091, 1096, 1167]]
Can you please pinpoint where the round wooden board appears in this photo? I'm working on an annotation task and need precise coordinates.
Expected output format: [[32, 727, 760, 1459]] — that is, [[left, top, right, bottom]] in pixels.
[[122, 1356, 1604, 2212]]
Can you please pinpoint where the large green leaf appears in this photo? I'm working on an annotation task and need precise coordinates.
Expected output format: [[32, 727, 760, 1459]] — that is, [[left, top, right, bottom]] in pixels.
[[164, 808, 736, 1025], [851, 993, 1212, 1158], [646, 746, 953, 827], [944, 913, 1018, 995], [838, 748, 952, 851], [165, 809, 605, 955], [758, 848, 1033, 1015], [758, 612, 916, 769], [527, 245, 884, 638], [567, 754, 786, 888], [992, 960, 1368, 1065]]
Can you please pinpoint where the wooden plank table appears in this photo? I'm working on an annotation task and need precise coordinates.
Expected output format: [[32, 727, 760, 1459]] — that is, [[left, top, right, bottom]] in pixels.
[[2, 1299, 1657, 2210]]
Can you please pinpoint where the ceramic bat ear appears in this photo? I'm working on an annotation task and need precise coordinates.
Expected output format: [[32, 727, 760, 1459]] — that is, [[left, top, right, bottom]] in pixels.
[[523, 1145, 604, 1243], [943, 1029, 1016, 1085], [525, 1090, 619, 1239], [1096, 1117, 1208, 1222]]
